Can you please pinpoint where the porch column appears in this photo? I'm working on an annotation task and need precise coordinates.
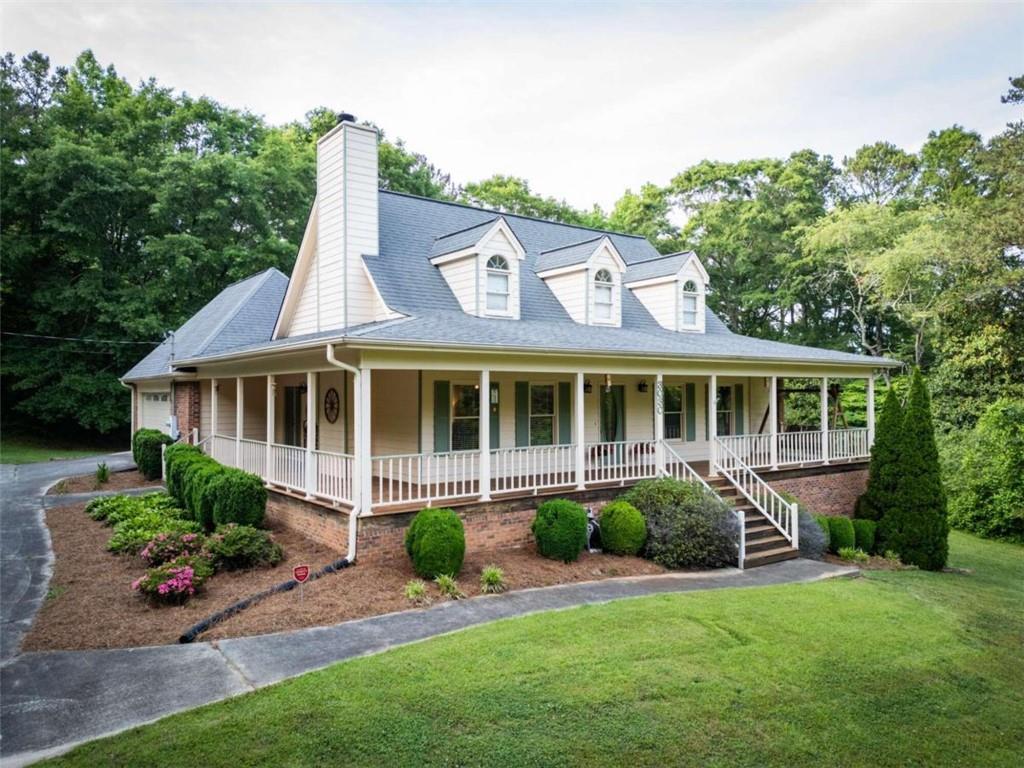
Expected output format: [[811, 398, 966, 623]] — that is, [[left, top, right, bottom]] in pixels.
[[867, 375, 876, 449], [266, 375, 274, 479], [357, 368, 373, 513], [820, 377, 829, 464], [708, 374, 718, 475], [574, 372, 586, 490], [305, 371, 316, 497], [211, 378, 218, 437], [654, 373, 665, 475], [769, 376, 779, 470], [235, 377, 244, 467], [479, 369, 491, 501]]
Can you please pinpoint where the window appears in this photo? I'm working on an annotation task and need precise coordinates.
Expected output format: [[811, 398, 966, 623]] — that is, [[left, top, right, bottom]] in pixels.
[[451, 384, 480, 450], [529, 384, 555, 445], [681, 279, 699, 328], [486, 255, 510, 313], [717, 385, 733, 436], [594, 269, 613, 321], [663, 385, 683, 440]]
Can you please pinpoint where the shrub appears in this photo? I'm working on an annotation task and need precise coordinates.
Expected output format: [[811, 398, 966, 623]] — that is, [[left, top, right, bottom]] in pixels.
[[813, 515, 831, 551], [852, 519, 877, 554], [880, 368, 949, 570], [132, 554, 214, 604], [104, 493, 181, 526], [837, 547, 869, 564], [404, 579, 430, 605], [531, 499, 588, 563], [140, 530, 206, 567], [480, 565, 506, 594], [186, 460, 223, 529], [132, 428, 173, 480], [857, 387, 904, 521], [948, 398, 1024, 542], [86, 494, 137, 522], [211, 468, 267, 528], [405, 508, 466, 578], [206, 524, 283, 570], [621, 478, 738, 569], [796, 510, 828, 560], [95, 462, 110, 486], [434, 573, 465, 599], [599, 501, 647, 556], [164, 443, 203, 504], [109, 513, 201, 555], [827, 517, 856, 554]]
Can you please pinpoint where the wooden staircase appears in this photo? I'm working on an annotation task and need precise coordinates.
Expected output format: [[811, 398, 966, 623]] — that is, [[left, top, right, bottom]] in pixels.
[[707, 476, 800, 569]]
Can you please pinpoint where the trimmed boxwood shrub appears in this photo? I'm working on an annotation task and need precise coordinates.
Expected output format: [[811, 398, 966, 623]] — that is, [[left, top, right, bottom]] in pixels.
[[531, 499, 588, 563], [852, 519, 877, 554], [163, 445, 267, 530], [814, 515, 831, 551], [164, 443, 203, 504], [405, 507, 466, 578], [186, 460, 223, 529], [827, 517, 856, 554], [600, 501, 646, 556], [206, 524, 282, 570], [211, 468, 267, 528], [132, 428, 174, 480]]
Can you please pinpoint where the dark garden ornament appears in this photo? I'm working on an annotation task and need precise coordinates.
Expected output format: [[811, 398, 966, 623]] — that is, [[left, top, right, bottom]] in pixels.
[[586, 506, 602, 553]]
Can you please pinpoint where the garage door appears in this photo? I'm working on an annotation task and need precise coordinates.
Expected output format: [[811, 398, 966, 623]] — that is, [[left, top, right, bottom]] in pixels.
[[140, 391, 171, 432]]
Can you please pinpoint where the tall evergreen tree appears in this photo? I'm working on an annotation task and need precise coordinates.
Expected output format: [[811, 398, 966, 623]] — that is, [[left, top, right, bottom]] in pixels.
[[856, 386, 903, 521], [880, 369, 949, 569]]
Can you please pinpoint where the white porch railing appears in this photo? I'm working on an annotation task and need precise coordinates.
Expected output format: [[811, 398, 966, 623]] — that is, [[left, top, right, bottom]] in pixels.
[[585, 440, 658, 484], [714, 437, 799, 550], [372, 450, 479, 507], [778, 430, 822, 465], [829, 427, 870, 461], [268, 442, 306, 494], [491, 444, 576, 493], [715, 434, 772, 469], [239, 438, 266, 477], [210, 435, 236, 466], [313, 450, 355, 505]]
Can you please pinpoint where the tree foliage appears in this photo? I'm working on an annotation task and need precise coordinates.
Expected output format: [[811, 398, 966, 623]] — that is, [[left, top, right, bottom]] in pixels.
[[857, 387, 904, 522]]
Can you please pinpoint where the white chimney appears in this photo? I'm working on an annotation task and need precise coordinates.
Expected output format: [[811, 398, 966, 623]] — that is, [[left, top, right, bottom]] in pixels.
[[316, 115, 379, 330]]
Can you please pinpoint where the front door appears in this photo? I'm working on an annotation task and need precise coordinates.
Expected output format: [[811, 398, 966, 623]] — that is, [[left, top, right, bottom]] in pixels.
[[283, 386, 307, 447], [600, 385, 625, 442]]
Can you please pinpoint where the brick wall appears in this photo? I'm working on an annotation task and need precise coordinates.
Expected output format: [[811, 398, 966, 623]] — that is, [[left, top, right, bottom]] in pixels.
[[173, 381, 201, 441], [266, 490, 350, 554], [768, 466, 867, 518]]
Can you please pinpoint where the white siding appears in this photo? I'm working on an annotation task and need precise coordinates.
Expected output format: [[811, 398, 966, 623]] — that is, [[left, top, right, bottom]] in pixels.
[[588, 245, 622, 327], [438, 256, 479, 314], [199, 379, 212, 439], [371, 370, 419, 456], [289, 242, 320, 336], [631, 281, 676, 330], [677, 259, 707, 334], [214, 380, 237, 436], [544, 271, 587, 323], [241, 377, 266, 440], [477, 229, 521, 320]]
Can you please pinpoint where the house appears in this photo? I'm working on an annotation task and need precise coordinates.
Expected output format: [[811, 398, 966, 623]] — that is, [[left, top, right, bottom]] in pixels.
[[123, 116, 900, 567]]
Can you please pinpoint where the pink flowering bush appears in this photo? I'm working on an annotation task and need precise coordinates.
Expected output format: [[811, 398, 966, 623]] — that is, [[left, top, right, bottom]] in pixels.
[[132, 554, 214, 605], [140, 531, 207, 567]]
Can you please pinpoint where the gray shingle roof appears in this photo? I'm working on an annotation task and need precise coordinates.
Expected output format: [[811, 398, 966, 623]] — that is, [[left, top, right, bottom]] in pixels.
[[625, 252, 697, 283], [152, 192, 899, 371], [429, 217, 499, 259], [533, 236, 605, 273], [122, 268, 288, 380]]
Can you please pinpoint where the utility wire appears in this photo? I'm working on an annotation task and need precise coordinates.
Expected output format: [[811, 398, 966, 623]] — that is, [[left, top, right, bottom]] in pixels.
[[2, 331, 161, 346]]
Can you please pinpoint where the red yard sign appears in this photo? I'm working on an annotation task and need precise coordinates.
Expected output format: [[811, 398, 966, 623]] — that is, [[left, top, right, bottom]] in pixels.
[[293, 565, 310, 583]]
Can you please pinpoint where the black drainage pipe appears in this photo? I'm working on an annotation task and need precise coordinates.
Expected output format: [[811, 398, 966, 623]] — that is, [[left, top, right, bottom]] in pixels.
[[178, 556, 352, 644]]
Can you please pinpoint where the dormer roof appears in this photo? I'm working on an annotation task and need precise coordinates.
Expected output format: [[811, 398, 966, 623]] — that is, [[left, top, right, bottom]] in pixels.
[[429, 216, 525, 264], [624, 251, 708, 286], [534, 236, 627, 276]]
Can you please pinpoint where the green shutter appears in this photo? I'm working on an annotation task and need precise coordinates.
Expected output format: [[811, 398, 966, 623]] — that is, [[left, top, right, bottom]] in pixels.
[[489, 382, 500, 449], [433, 380, 450, 453], [735, 384, 745, 435], [515, 381, 529, 447], [614, 385, 625, 440], [557, 382, 571, 444], [685, 383, 696, 442], [704, 384, 709, 441]]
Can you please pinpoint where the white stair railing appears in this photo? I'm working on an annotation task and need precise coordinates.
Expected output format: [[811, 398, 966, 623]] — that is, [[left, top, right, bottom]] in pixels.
[[714, 437, 799, 550], [662, 441, 746, 568]]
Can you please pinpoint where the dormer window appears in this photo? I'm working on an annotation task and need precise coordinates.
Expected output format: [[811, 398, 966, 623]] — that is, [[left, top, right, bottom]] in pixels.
[[681, 280, 700, 328], [486, 255, 511, 313], [594, 269, 614, 321]]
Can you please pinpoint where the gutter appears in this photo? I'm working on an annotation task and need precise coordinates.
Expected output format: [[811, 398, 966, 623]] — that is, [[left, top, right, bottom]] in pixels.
[[325, 343, 361, 562]]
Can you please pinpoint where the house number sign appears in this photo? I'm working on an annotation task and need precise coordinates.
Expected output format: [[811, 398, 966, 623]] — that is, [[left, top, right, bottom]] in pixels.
[[654, 381, 664, 416]]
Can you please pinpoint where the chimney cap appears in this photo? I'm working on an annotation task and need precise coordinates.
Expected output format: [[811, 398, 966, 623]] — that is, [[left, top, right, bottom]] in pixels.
[[338, 112, 356, 124]]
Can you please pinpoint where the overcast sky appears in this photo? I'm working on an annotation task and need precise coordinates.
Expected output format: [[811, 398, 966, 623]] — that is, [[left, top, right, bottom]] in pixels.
[[4, 1, 1022, 210]]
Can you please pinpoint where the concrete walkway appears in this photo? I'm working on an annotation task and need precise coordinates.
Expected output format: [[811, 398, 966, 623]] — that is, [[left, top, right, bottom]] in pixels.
[[1, 558, 857, 765]]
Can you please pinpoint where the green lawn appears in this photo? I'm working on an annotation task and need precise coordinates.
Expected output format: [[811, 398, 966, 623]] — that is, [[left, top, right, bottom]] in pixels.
[[0, 434, 115, 464], [48, 532, 1024, 767]]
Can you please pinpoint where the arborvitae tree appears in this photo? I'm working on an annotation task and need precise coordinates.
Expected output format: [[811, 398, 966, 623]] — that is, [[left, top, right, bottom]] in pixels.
[[880, 368, 949, 570], [856, 386, 903, 521]]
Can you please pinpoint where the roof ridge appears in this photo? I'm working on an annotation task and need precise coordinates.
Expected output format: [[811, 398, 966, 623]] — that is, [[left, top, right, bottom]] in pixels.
[[626, 250, 695, 266], [538, 235, 605, 255], [193, 269, 275, 358], [433, 217, 499, 242], [379, 189, 651, 242]]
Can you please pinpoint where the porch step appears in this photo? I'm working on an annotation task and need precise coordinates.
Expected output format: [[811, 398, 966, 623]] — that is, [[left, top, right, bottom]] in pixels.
[[745, 524, 780, 540], [745, 534, 790, 554], [744, 546, 800, 568]]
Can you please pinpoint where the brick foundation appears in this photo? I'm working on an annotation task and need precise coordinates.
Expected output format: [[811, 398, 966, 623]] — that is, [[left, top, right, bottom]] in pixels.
[[266, 490, 350, 554], [766, 464, 867, 518], [173, 381, 201, 440]]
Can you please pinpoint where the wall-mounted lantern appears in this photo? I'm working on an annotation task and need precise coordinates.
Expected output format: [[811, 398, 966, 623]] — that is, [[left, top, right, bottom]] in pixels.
[[637, 380, 649, 393]]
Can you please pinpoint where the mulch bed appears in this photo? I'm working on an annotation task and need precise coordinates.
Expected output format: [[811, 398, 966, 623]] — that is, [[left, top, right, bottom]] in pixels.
[[47, 469, 162, 496], [823, 552, 915, 571], [27, 501, 665, 650], [23, 502, 339, 652]]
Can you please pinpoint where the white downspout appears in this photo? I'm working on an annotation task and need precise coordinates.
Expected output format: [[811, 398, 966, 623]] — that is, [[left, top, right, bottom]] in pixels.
[[119, 380, 136, 442], [326, 344, 361, 562]]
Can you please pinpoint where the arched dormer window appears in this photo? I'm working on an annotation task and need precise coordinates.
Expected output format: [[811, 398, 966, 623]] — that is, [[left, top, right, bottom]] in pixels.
[[594, 269, 614, 321], [486, 255, 511, 313], [681, 279, 700, 328]]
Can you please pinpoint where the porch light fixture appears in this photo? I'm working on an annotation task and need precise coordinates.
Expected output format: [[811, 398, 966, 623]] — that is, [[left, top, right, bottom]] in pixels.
[[583, 379, 593, 394], [637, 380, 648, 393]]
